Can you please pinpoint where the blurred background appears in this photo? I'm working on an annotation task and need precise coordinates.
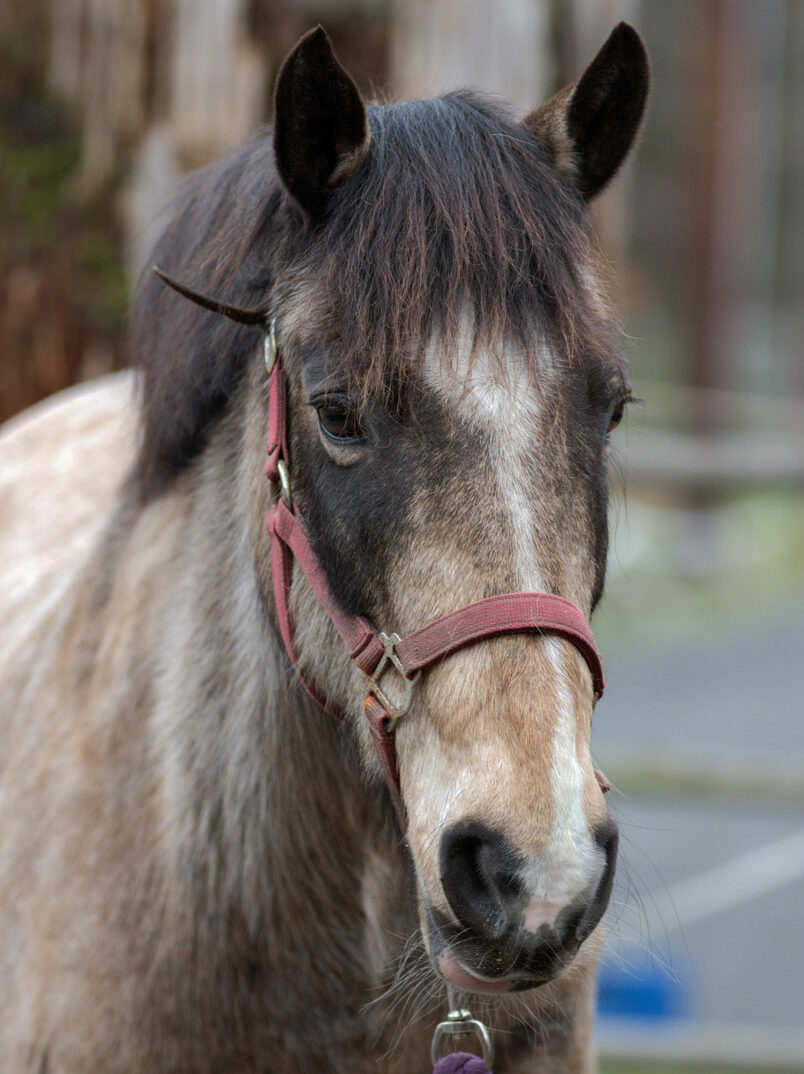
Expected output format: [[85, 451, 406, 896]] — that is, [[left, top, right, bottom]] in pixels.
[[1, 0, 802, 1069]]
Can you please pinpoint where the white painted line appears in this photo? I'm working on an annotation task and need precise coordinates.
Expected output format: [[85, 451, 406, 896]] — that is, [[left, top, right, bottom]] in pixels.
[[646, 826, 804, 935]]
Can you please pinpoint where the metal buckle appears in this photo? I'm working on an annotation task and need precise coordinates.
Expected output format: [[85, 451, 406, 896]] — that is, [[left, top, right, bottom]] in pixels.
[[365, 631, 419, 729], [277, 459, 292, 507], [264, 319, 277, 374], [431, 1009, 494, 1067]]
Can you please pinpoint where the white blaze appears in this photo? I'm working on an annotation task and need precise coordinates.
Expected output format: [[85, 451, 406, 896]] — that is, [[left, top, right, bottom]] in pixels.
[[424, 323, 600, 913]]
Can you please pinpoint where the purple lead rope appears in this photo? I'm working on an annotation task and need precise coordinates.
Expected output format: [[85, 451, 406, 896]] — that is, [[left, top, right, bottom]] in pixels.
[[433, 1052, 493, 1074]]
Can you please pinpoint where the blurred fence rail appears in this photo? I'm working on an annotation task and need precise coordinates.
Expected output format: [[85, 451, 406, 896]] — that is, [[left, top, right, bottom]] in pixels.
[[619, 381, 804, 491], [620, 428, 804, 490], [634, 380, 804, 431]]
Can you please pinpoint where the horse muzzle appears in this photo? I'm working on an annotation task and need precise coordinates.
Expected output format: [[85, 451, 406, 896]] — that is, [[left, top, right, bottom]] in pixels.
[[425, 816, 619, 994]]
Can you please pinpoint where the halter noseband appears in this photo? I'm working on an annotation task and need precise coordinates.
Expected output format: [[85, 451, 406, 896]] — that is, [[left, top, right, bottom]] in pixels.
[[261, 324, 606, 832], [152, 269, 607, 833]]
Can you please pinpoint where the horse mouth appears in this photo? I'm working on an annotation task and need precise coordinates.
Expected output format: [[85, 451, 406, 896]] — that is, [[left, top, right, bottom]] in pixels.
[[425, 903, 576, 995], [437, 951, 517, 994], [434, 947, 560, 995]]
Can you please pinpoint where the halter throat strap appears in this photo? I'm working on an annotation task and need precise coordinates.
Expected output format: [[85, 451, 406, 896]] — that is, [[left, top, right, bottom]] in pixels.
[[263, 345, 606, 833]]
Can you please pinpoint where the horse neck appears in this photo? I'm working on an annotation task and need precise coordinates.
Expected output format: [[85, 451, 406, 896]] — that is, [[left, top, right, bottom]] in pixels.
[[120, 373, 401, 946]]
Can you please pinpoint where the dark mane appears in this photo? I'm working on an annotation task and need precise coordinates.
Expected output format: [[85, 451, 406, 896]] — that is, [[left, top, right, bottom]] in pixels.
[[133, 90, 619, 501]]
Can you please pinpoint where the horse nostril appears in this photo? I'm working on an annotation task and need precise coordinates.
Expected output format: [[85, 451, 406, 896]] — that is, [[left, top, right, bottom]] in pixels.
[[439, 821, 525, 938]]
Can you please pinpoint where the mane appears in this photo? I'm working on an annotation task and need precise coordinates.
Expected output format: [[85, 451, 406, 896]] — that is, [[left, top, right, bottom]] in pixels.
[[132, 90, 619, 501]]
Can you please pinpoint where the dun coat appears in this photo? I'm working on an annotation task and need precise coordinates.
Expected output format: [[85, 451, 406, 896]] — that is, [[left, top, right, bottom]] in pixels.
[[0, 24, 648, 1074]]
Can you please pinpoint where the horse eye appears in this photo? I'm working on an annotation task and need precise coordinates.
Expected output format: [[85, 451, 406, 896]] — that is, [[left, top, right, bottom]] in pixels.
[[316, 402, 364, 443], [607, 399, 626, 434]]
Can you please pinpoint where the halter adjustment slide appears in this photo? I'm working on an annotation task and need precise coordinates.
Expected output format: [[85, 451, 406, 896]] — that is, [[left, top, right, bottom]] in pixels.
[[365, 631, 420, 728]]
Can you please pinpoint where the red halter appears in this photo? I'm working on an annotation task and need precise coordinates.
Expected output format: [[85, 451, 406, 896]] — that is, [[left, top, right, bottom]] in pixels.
[[262, 329, 606, 832]]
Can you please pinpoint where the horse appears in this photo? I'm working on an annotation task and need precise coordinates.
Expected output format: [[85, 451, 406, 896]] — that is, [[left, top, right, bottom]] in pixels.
[[0, 22, 648, 1074]]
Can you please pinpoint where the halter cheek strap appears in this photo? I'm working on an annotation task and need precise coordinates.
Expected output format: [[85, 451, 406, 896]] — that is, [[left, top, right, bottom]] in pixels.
[[263, 333, 606, 833]]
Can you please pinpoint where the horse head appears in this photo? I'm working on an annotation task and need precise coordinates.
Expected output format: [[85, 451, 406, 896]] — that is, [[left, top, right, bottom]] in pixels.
[[148, 23, 648, 997]]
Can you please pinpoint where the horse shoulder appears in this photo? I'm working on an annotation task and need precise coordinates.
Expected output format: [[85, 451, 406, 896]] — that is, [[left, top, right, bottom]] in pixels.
[[0, 372, 136, 729]]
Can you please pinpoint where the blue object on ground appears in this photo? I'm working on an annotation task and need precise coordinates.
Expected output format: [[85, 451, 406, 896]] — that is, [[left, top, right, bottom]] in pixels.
[[597, 946, 691, 1021]]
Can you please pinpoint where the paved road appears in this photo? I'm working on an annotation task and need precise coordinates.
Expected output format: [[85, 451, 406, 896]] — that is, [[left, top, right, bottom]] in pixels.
[[594, 606, 804, 778], [604, 795, 804, 1027], [588, 607, 804, 1046]]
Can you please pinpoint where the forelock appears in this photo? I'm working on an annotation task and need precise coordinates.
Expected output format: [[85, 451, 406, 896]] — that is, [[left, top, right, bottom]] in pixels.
[[296, 91, 618, 399]]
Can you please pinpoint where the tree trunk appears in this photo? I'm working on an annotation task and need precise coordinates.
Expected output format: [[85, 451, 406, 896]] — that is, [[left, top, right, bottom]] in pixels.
[[389, 0, 552, 112]]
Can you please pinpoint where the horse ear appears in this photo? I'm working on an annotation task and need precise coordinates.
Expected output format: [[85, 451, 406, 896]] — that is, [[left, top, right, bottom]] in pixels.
[[525, 22, 649, 200], [273, 26, 370, 218]]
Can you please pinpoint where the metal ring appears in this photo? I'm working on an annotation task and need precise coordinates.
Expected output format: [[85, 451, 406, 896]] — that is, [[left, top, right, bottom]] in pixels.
[[264, 320, 277, 375], [277, 459, 292, 507], [431, 1010, 494, 1067]]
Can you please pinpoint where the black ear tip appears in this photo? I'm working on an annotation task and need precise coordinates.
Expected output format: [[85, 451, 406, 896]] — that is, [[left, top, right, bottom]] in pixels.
[[608, 22, 650, 70], [610, 21, 642, 46], [294, 24, 334, 61], [612, 20, 641, 42], [274, 27, 335, 106]]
